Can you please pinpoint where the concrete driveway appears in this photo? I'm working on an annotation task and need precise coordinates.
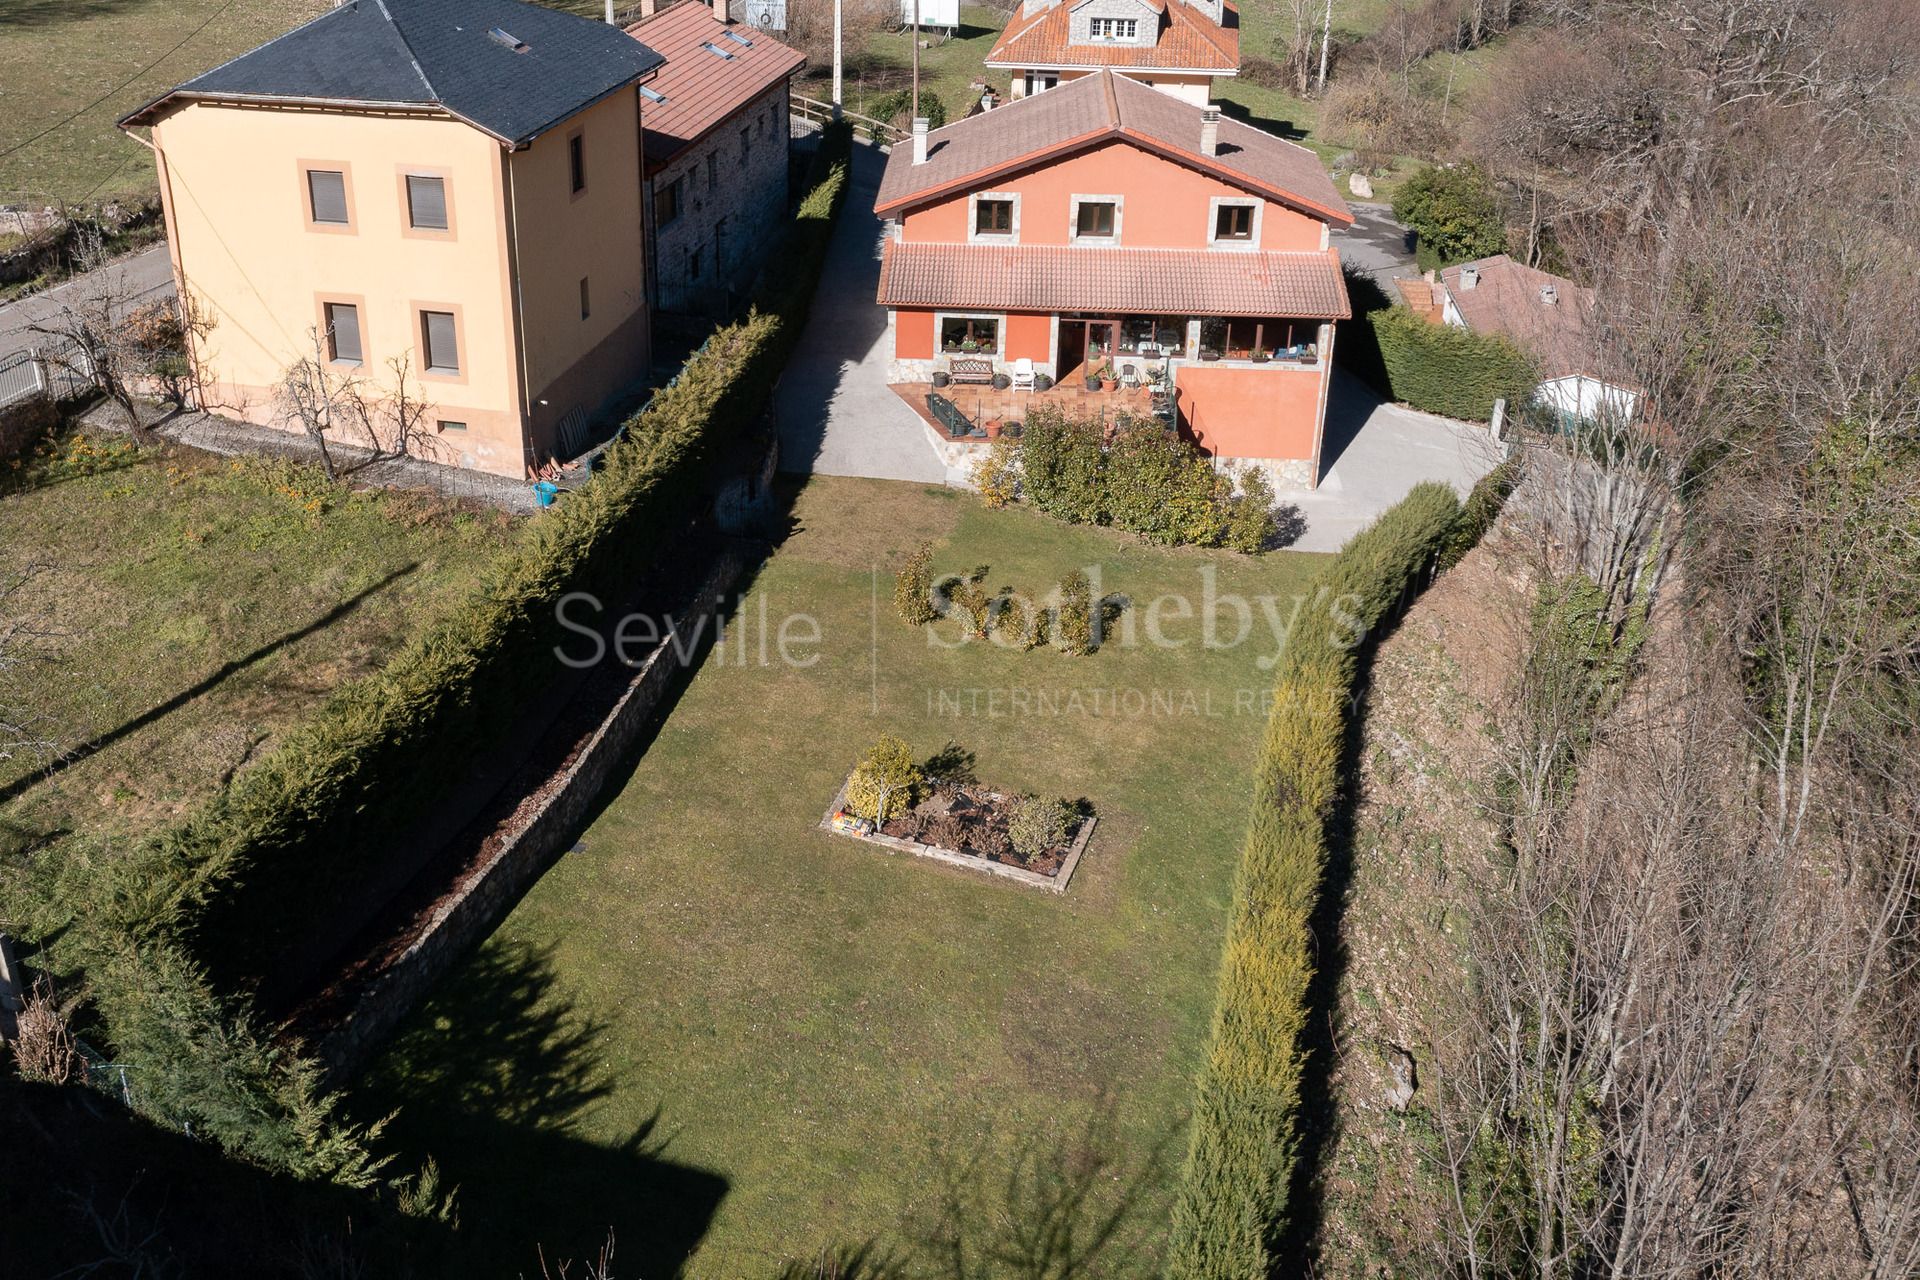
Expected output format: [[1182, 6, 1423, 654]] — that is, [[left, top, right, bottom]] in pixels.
[[777, 140, 950, 484], [1283, 370, 1505, 552], [1333, 201, 1418, 288]]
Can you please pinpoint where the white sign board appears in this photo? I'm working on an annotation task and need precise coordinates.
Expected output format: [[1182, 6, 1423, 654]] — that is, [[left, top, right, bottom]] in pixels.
[[900, 0, 960, 29], [744, 0, 786, 30]]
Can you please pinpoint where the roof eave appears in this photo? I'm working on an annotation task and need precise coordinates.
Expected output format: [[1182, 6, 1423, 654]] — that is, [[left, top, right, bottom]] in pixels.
[[118, 90, 473, 134], [982, 57, 1238, 74], [1116, 127, 1353, 226]]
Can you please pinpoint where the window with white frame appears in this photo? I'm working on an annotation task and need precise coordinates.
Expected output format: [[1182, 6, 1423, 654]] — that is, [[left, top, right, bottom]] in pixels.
[[1071, 196, 1120, 241], [1088, 17, 1137, 40]]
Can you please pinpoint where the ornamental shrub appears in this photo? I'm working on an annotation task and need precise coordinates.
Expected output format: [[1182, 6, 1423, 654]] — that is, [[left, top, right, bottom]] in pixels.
[[1007, 795, 1075, 862], [1393, 162, 1506, 268], [1370, 306, 1537, 422], [1223, 466, 1280, 555], [1436, 456, 1521, 571], [1020, 406, 1105, 525], [1055, 570, 1096, 656], [1169, 482, 1463, 1278], [972, 435, 1020, 508], [894, 539, 938, 625], [845, 734, 922, 822], [1105, 421, 1229, 547]]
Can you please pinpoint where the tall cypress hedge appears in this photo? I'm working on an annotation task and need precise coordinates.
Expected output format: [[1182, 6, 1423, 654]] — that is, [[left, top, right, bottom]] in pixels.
[[1370, 306, 1537, 422], [1168, 481, 1466, 1277], [73, 123, 855, 1180]]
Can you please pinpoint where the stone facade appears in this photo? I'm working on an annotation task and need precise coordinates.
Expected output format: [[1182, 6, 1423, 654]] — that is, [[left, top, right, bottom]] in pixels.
[[645, 81, 792, 316], [1067, 0, 1159, 47]]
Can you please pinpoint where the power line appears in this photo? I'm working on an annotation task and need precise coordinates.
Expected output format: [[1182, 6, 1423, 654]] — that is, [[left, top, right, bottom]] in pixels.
[[0, 0, 244, 163]]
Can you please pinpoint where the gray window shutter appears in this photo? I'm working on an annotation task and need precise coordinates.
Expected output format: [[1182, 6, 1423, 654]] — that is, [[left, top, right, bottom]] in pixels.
[[422, 311, 459, 372], [326, 303, 362, 363], [308, 170, 348, 224], [407, 175, 448, 230]]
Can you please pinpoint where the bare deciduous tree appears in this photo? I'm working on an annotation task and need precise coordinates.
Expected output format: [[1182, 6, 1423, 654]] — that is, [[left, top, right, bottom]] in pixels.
[[274, 329, 445, 481]]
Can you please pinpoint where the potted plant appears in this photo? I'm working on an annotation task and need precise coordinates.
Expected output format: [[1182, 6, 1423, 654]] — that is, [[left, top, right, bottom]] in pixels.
[[1099, 361, 1118, 391], [1034, 373, 1053, 391], [1084, 367, 1102, 391], [992, 372, 1012, 390], [1199, 347, 1221, 362], [985, 418, 1003, 440], [1251, 347, 1270, 363], [932, 370, 951, 388]]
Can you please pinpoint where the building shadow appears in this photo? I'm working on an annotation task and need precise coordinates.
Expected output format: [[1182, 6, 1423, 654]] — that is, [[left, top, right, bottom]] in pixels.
[[357, 935, 728, 1277], [0, 562, 419, 807], [1217, 99, 1308, 143]]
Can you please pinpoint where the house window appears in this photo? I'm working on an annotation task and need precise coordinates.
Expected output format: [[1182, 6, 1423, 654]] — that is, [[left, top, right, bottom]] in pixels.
[[1214, 203, 1254, 242], [656, 177, 682, 226], [579, 276, 591, 320], [1075, 200, 1117, 239], [323, 301, 362, 365], [406, 174, 448, 230], [307, 169, 349, 225], [975, 198, 1013, 236], [421, 310, 460, 374], [940, 315, 999, 353], [569, 134, 586, 194], [1025, 70, 1059, 94], [438, 419, 467, 432], [1088, 16, 1137, 39]]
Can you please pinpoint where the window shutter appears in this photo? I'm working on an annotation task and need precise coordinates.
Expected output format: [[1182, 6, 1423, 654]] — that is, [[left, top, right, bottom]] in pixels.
[[422, 311, 459, 372], [325, 303, 362, 363], [407, 175, 448, 230], [308, 170, 348, 224]]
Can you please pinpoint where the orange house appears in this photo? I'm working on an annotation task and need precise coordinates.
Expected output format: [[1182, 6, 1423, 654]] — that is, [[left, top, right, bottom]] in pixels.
[[874, 71, 1352, 487]]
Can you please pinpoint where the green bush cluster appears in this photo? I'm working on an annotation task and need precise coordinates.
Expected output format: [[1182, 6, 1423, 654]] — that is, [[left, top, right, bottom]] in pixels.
[[1370, 306, 1537, 422], [1015, 408, 1280, 551], [1393, 162, 1506, 268], [67, 124, 856, 1182], [1436, 457, 1520, 571], [894, 539, 939, 625], [1007, 795, 1075, 862], [1055, 570, 1096, 656], [845, 734, 922, 822], [1168, 482, 1469, 1278], [870, 88, 947, 130]]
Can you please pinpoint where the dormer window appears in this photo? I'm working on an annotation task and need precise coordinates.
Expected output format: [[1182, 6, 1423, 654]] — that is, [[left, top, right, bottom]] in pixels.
[[1088, 16, 1137, 40]]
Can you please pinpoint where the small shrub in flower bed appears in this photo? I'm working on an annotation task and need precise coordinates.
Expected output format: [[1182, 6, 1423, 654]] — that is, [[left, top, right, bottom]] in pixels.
[[880, 782, 1090, 876]]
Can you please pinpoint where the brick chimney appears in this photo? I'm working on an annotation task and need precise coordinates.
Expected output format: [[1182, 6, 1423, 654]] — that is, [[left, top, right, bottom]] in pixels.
[[912, 116, 929, 165], [711, 0, 725, 20], [1200, 104, 1220, 158]]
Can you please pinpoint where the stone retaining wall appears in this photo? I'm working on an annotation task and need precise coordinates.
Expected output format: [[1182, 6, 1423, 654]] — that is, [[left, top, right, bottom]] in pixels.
[[313, 545, 752, 1083]]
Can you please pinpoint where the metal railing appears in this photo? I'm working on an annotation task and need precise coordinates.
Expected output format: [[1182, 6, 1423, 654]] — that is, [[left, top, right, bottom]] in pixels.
[[0, 348, 49, 408], [791, 94, 903, 147]]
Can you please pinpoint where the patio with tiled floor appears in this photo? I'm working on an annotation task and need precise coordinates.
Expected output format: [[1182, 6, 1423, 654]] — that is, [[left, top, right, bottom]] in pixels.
[[890, 377, 1160, 438]]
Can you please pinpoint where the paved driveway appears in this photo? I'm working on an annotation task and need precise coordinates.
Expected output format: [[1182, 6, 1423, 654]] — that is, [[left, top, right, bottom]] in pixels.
[[0, 243, 175, 365], [777, 140, 950, 483]]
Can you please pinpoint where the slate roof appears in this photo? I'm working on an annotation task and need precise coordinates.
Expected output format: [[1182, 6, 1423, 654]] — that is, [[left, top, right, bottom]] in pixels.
[[874, 70, 1350, 225], [625, 1, 805, 170], [877, 241, 1351, 318], [1438, 254, 1623, 383], [121, 0, 665, 147], [985, 0, 1238, 73]]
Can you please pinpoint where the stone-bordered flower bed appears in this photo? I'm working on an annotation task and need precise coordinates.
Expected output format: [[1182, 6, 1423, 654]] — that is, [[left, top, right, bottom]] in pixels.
[[821, 778, 1097, 894]]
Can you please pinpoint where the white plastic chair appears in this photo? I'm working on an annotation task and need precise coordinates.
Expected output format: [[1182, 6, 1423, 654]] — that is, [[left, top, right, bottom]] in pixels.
[[1010, 357, 1036, 391]]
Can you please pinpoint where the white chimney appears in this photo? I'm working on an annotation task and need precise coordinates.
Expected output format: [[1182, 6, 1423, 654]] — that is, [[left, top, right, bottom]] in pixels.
[[1540, 284, 1558, 305], [1460, 264, 1480, 289], [1200, 104, 1220, 158], [911, 116, 929, 165]]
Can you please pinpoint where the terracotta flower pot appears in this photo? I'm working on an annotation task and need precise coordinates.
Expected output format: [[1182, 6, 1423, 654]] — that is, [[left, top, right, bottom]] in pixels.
[[1100, 378, 1118, 391], [985, 419, 1003, 439]]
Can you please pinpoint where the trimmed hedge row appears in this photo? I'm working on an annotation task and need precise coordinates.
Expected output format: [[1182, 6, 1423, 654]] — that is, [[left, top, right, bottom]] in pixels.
[[1371, 306, 1537, 423], [1167, 481, 1466, 1278], [79, 124, 855, 1178]]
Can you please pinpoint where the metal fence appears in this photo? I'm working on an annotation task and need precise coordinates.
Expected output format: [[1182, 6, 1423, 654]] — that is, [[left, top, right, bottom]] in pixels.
[[0, 348, 49, 408]]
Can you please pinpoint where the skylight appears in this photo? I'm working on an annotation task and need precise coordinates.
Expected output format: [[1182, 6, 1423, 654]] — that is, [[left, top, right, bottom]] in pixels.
[[487, 26, 530, 53], [640, 85, 668, 103], [723, 28, 754, 46], [701, 41, 735, 60]]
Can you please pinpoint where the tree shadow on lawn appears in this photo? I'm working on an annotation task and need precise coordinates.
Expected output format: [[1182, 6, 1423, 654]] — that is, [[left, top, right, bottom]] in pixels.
[[359, 935, 728, 1278], [0, 0, 163, 25]]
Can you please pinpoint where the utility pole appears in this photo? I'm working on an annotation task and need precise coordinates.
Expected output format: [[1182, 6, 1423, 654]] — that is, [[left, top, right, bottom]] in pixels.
[[911, 0, 921, 119], [832, 0, 844, 118]]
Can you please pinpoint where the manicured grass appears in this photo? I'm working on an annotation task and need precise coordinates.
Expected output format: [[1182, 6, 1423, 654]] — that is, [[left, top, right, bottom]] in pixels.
[[0, 0, 330, 205], [359, 476, 1328, 1275], [0, 432, 516, 862]]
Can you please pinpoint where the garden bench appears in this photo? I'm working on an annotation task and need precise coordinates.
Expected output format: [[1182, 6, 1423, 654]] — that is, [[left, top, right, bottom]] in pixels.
[[946, 356, 994, 385]]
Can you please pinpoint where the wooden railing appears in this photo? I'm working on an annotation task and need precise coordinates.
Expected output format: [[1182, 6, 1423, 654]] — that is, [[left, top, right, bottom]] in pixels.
[[791, 94, 903, 147]]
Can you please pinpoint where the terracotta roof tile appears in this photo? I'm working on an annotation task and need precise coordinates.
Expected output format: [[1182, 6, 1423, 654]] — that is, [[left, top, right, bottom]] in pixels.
[[625, 1, 804, 169], [986, 0, 1238, 73], [877, 240, 1351, 317], [875, 70, 1350, 224], [1437, 254, 1618, 381]]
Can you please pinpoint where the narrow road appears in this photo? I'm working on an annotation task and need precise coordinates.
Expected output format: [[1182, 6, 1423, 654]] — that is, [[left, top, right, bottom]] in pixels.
[[0, 243, 175, 364]]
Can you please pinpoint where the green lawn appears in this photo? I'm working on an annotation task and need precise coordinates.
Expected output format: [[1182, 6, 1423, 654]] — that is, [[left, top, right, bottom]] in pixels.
[[359, 476, 1328, 1276], [0, 0, 330, 205], [0, 432, 515, 872]]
